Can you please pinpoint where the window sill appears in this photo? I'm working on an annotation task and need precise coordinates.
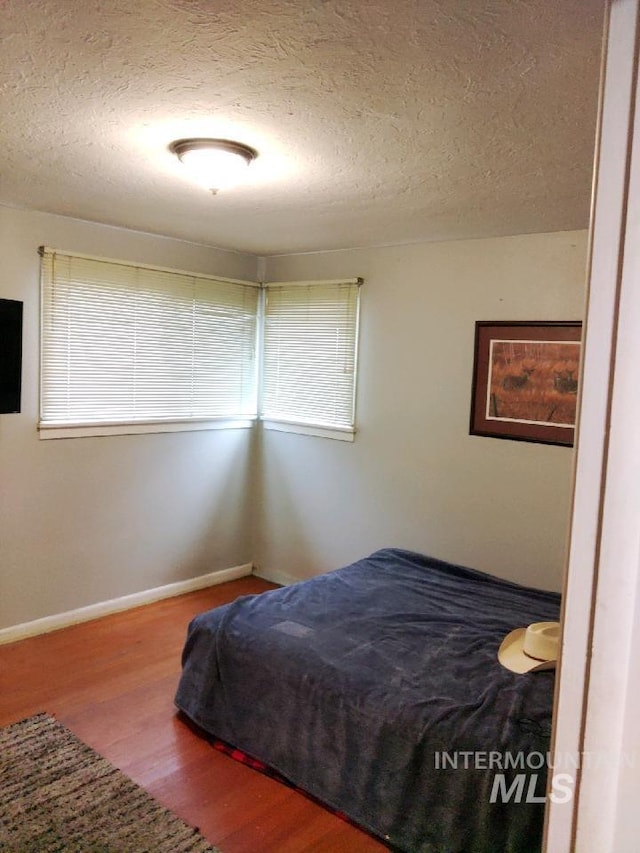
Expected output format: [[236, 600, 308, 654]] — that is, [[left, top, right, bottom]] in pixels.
[[261, 419, 355, 442], [38, 417, 256, 440]]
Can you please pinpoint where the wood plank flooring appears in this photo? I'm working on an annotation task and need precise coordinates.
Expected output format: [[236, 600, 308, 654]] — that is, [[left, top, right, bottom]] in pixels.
[[0, 577, 387, 852]]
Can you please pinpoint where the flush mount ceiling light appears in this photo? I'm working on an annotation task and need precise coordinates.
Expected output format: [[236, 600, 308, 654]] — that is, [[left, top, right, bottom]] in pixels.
[[169, 138, 258, 193]]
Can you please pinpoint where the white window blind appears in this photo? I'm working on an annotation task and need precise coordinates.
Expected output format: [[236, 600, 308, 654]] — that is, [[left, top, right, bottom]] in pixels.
[[40, 249, 259, 432], [261, 279, 361, 435]]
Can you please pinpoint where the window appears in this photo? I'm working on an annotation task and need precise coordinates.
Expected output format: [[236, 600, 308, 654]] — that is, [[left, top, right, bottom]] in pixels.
[[39, 250, 362, 441], [39, 248, 259, 438], [261, 279, 362, 441]]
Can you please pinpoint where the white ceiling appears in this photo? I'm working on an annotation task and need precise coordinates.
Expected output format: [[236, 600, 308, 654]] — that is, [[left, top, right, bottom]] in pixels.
[[1, 0, 604, 256]]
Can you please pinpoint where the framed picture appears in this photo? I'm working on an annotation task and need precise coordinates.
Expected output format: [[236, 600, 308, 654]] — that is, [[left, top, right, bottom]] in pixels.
[[469, 321, 582, 447]]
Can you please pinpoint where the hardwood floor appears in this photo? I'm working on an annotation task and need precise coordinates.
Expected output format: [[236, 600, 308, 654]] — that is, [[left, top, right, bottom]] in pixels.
[[0, 578, 387, 852]]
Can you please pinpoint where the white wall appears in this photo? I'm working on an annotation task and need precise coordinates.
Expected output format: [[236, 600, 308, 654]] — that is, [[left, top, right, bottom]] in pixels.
[[0, 210, 588, 631], [257, 231, 588, 592], [0, 206, 258, 629]]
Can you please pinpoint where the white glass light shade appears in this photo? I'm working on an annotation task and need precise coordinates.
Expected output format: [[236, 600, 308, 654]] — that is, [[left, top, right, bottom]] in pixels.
[[170, 139, 258, 192]]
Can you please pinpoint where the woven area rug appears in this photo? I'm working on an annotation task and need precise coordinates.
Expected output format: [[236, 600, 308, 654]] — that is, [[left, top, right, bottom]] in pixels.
[[0, 713, 220, 853]]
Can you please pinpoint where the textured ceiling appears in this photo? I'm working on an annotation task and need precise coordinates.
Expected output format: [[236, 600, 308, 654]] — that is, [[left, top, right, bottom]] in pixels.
[[1, 0, 604, 255]]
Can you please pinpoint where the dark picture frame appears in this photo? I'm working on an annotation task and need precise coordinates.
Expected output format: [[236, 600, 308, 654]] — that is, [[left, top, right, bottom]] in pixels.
[[469, 321, 582, 447]]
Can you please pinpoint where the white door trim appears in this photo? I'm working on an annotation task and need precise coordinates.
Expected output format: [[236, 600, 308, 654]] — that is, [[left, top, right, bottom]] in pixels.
[[545, 1, 640, 850]]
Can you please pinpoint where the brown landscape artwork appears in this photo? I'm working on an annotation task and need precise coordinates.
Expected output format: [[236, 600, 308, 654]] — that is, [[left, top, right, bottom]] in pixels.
[[487, 340, 580, 426]]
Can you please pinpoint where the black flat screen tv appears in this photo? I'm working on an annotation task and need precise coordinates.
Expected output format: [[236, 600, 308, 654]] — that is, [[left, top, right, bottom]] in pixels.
[[0, 298, 23, 413]]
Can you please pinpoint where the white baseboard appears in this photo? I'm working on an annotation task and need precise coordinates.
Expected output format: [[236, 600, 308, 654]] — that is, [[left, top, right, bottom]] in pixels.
[[253, 566, 301, 587], [0, 563, 253, 646]]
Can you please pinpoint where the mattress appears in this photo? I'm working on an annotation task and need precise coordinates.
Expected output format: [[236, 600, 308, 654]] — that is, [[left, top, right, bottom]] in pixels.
[[175, 548, 560, 852]]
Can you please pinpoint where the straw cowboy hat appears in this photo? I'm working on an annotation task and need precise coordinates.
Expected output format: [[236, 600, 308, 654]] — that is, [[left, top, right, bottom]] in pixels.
[[498, 621, 560, 673]]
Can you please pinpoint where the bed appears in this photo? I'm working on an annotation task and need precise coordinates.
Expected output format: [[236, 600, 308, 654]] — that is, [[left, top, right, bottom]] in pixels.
[[175, 548, 560, 852]]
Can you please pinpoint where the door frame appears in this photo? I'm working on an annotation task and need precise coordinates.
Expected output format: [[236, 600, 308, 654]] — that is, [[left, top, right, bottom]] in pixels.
[[545, 1, 640, 849]]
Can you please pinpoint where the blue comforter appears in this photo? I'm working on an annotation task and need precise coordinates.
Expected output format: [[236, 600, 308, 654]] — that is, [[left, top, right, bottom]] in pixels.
[[175, 548, 560, 852]]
